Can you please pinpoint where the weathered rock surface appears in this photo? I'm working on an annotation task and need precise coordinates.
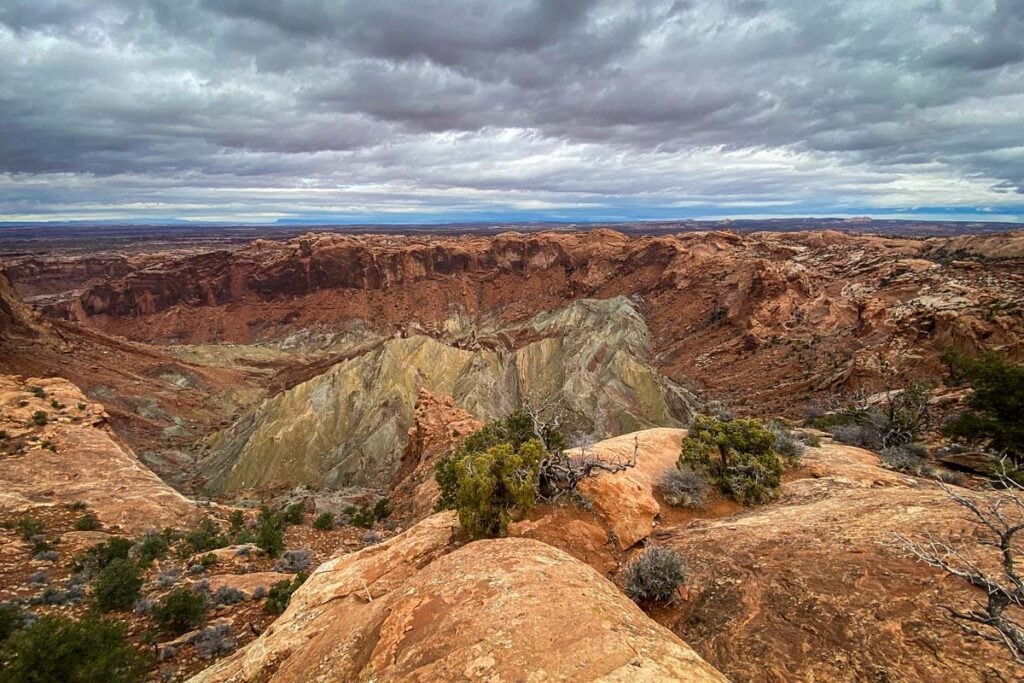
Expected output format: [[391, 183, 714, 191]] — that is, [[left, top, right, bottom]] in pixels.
[[0, 258, 51, 342], [509, 427, 688, 571], [189, 511, 726, 682], [199, 297, 695, 492], [0, 374, 200, 534], [656, 441, 1019, 682], [574, 427, 685, 549]]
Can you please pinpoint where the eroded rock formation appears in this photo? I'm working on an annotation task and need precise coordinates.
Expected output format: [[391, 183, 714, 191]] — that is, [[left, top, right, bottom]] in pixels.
[[0, 258, 49, 342], [505, 426, 1020, 680], [198, 297, 696, 493], [0, 260, 260, 489], [640, 441, 1018, 681], [36, 229, 1024, 417], [391, 389, 483, 522]]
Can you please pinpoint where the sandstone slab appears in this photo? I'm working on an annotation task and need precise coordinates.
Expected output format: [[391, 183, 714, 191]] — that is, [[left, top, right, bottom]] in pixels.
[[190, 511, 726, 682]]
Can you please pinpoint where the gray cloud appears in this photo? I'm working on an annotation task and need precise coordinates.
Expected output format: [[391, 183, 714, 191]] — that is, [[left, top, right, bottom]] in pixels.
[[0, 0, 1022, 221]]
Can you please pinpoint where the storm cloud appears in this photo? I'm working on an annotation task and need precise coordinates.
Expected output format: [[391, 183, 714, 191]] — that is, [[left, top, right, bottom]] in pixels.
[[1, 0, 1022, 222]]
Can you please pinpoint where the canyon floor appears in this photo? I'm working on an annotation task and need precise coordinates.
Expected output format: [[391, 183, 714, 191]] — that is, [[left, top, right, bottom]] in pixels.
[[2, 227, 1023, 681]]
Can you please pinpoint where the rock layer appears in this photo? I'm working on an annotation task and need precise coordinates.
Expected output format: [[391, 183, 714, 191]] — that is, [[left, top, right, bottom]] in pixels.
[[0, 258, 48, 341], [198, 297, 695, 493], [1, 258, 259, 487], [40, 229, 1024, 415]]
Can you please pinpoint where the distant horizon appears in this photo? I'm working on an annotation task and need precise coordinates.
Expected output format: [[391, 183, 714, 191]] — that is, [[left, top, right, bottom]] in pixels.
[[2, 209, 1024, 229], [2, 213, 1024, 232]]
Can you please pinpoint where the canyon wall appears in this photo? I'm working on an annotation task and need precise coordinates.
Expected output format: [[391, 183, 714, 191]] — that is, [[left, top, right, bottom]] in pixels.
[[37, 229, 1024, 415]]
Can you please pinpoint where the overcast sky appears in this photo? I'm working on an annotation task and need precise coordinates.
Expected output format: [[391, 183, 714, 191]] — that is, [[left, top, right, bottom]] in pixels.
[[1, 0, 1023, 224]]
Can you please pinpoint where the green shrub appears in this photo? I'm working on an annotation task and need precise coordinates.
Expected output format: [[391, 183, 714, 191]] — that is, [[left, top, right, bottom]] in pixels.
[[31, 539, 53, 556], [133, 531, 171, 566], [74, 512, 102, 531], [435, 439, 544, 539], [281, 502, 305, 526], [348, 505, 375, 528], [264, 573, 308, 615], [152, 587, 207, 635], [30, 411, 47, 427], [345, 498, 391, 529], [942, 350, 1024, 466], [255, 507, 285, 558], [199, 553, 218, 569], [73, 536, 133, 574], [456, 411, 561, 459], [312, 512, 335, 531], [30, 387, 46, 399], [232, 529, 255, 545], [228, 510, 246, 535], [623, 547, 686, 604], [373, 498, 391, 520], [181, 517, 226, 555], [0, 613, 149, 683], [0, 603, 27, 644], [93, 558, 142, 612], [679, 415, 783, 506], [15, 516, 44, 541]]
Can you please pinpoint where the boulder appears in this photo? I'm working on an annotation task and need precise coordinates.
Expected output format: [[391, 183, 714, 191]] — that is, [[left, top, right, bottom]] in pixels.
[[190, 511, 726, 682], [573, 428, 685, 549]]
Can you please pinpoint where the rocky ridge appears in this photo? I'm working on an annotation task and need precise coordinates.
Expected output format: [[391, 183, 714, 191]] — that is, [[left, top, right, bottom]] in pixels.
[[183, 413, 1022, 682], [197, 297, 696, 493]]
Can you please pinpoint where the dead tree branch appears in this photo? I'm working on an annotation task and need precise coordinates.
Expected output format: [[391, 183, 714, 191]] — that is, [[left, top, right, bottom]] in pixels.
[[894, 478, 1024, 664]]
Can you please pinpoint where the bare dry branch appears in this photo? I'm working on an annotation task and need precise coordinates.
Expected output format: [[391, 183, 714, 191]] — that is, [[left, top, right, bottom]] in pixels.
[[894, 483, 1024, 665]]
